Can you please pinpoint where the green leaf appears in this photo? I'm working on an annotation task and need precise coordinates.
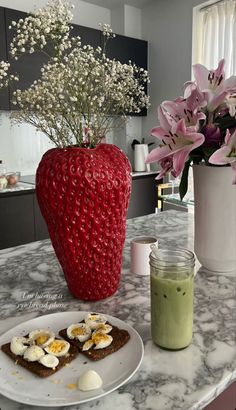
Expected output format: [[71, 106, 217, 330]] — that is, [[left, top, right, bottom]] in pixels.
[[202, 146, 216, 163], [217, 115, 236, 134], [179, 160, 191, 200]]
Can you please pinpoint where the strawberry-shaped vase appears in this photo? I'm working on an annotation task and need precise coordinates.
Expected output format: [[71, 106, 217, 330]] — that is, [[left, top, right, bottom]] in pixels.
[[36, 144, 132, 300]]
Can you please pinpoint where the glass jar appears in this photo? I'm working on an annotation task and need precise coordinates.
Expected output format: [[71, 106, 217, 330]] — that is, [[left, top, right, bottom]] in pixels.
[[0, 161, 7, 191], [150, 247, 195, 350]]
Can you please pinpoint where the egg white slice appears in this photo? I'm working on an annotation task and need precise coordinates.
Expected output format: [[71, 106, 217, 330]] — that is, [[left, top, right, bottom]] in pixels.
[[82, 339, 94, 351], [84, 313, 107, 330], [23, 345, 45, 362], [10, 337, 31, 356], [67, 323, 91, 342], [44, 339, 70, 357], [93, 332, 113, 349], [28, 329, 55, 348], [39, 354, 59, 369], [78, 370, 103, 391], [82, 332, 113, 351]]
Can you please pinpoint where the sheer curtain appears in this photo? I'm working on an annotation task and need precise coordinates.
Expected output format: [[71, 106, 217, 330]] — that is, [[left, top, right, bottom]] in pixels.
[[199, 0, 236, 76]]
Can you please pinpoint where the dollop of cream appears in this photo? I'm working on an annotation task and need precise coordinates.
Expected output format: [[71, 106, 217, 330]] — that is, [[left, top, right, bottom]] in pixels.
[[78, 370, 103, 391]]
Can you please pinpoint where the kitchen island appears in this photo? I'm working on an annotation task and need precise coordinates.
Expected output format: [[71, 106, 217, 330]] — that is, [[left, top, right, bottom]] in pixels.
[[0, 210, 235, 410]]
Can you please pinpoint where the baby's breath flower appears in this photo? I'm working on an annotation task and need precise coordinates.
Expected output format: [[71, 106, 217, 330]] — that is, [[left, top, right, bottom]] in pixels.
[[1, 0, 149, 147]]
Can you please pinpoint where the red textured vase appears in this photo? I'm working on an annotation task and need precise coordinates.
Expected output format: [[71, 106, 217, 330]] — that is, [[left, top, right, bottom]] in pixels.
[[36, 144, 132, 300]]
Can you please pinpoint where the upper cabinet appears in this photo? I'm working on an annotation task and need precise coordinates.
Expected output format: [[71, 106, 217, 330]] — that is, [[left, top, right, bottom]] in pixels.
[[71, 24, 101, 48], [0, 7, 10, 110], [5, 8, 49, 110], [1, 7, 148, 115], [105, 34, 148, 116], [105, 34, 147, 70]]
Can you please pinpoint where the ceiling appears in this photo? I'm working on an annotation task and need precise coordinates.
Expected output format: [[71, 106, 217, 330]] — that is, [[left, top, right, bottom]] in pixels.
[[82, 0, 154, 9]]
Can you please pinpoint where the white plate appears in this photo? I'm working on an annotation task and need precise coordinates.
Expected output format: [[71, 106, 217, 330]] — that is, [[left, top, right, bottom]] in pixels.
[[0, 311, 144, 407]]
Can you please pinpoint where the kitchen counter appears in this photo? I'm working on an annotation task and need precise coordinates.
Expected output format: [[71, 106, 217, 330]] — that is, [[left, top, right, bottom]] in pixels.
[[0, 181, 35, 196], [0, 210, 235, 410], [15, 171, 157, 188], [0, 172, 158, 196]]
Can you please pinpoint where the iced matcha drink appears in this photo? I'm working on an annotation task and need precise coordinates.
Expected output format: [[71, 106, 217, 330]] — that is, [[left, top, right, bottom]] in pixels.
[[150, 268, 194, 350]]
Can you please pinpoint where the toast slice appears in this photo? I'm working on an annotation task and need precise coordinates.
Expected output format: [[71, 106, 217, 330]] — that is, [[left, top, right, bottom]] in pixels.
[[1, 342, 79, 378], [59, 324, 130, 361]]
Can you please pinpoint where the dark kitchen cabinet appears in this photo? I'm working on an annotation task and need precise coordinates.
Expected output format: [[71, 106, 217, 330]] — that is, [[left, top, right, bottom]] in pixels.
[[0, 192, 35, 249], [71, 24, 101, 48], [0, 190, 50, 250], [33, 193, 49, 241], [0, 7, 10, 110], [127, 174, 157, 219], [5, 8, 49, 110], [105, 34, 148, 116], [105, 34, 147, 69]]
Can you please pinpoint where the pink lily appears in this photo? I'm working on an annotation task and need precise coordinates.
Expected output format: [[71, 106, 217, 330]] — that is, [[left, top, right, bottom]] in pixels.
[[146, 119, 205, 177], [192, 59, 236, 112], [155, 155, 178, 180], [209, 129, 236, 183], [157, 84, 206, 133]]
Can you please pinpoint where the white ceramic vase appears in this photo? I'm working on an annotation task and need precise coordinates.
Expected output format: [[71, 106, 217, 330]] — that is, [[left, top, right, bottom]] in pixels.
[[134, 144, 150, 172], [193, 164, 236, 273]]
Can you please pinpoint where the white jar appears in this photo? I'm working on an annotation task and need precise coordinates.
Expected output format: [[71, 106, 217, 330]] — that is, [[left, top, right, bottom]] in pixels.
[[134, 144, 150, 172], [0, 175, 8, 190]]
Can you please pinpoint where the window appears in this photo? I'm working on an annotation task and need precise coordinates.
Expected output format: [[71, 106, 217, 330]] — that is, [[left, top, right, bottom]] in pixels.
[[192, 0, 236, 76]]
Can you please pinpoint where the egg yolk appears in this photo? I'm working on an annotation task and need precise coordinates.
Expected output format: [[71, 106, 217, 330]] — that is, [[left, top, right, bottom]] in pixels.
[[35, 334, 49, 345], [92, 332, 110, 344], [71, 327, 86, 337], [48, 340, 66, 353]]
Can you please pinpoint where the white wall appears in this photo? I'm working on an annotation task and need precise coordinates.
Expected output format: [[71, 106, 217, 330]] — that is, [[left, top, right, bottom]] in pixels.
[[142, 0, 204, 139], [124, 5, 142, 39], [0, 113, 54, 175], [111, 4, 142, 38], [110, 4, 143, 168], [0, 0, 111, 27]]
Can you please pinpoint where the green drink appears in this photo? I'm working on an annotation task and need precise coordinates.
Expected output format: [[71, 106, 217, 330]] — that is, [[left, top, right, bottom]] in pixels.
[[150, 248, 194, 350]]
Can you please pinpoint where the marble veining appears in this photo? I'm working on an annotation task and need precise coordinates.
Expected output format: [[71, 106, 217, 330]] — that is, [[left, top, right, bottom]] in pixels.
[[0, 210, 235, 410]]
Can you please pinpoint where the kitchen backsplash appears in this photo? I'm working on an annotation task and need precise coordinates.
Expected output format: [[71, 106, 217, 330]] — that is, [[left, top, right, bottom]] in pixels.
[[0, 112, 143, 174], [0, 111, 54, 175]]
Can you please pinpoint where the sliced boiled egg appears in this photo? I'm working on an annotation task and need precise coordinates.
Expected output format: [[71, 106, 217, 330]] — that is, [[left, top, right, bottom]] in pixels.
[[82, 331, 113, 351], [67, 323, 91, 342], [23, 345, 45, 362], [84, 313, 107, 330], [93, 332, 113, 349], [10, 337, 31, 356], [39, 354, 59, 369], [44, 339, 70, 357], [28, 329, 55, 348], [78, 370, 103, 391]]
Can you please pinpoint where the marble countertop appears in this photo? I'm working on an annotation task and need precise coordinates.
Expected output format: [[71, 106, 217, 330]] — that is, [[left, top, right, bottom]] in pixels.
[[0, 172, 158, 196], [0, 210, 235, 410], [0, 182, 35, 195]]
